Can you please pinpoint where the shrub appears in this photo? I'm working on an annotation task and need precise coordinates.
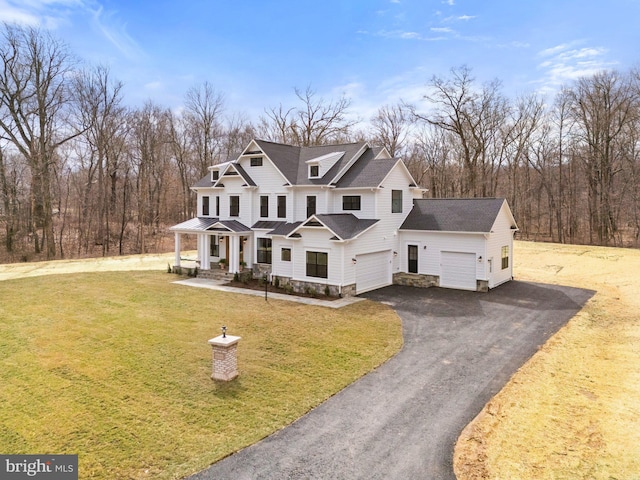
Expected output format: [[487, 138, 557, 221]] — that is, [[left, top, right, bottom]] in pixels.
[[274, 276, 280, 288], [233, 272, 239, 282], [324, 285, 330, 297]]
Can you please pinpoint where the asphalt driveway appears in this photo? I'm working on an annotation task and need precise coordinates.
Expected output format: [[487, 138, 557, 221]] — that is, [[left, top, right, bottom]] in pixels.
[[188, 281, 594, 480]]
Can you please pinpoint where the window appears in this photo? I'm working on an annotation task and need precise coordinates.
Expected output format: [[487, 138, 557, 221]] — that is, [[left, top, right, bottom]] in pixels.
[[392, 190, 403, 213], [309, 165, 319, 177], [277, 195, 286, 218], [229, 195, 239, 217], [306, 196, 316, 217], [202, 196, 210, 216], [215, 196, 220, 216], [250, 157, 263, 166], [257, 238, 272, 264], [501, 246, 509, 269], [210, 236, 219, 257], [342, 195, 361, 211], [260, 195, 269, 218], [281, 247, 291, 262], [211, 170, 219, 181], [306, 251, 328, 279]]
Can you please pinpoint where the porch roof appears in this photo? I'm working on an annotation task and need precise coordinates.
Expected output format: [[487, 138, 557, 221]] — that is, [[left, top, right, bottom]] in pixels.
[[169, 217, 251, 233]]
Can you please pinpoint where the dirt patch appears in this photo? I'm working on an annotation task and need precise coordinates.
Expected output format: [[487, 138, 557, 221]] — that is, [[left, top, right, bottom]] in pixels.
[[454, 240, 640, 479]]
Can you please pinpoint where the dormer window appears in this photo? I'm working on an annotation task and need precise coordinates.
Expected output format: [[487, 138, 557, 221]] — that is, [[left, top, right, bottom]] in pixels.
[[250, 157, 263, 167], [211, 170, 219, 181], [309, 165, 319, 178]]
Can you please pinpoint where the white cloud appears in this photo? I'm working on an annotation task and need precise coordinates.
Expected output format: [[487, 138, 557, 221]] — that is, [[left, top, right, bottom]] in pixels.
[[90, 5, 145, 61], [0, 0, 82, 26], [535, 42, 617, 94], [431, 27, 453, 34]]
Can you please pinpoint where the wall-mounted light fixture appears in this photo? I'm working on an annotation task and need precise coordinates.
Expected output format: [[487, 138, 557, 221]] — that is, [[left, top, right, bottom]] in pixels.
[[393, 251, 398, 257], [478, 256, 483, 262], [352, 258, 357, 265]]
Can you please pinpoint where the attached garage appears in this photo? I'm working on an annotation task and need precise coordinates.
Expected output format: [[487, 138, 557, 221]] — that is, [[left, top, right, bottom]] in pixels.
[[356, 250, 392, 294], [440, 251, 477, 291]]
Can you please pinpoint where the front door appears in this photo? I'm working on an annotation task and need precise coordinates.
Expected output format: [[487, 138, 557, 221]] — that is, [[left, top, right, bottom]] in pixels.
[[225, 236, 229, 262], [408, 245, 418, 273], [239, 236, 244, 264]]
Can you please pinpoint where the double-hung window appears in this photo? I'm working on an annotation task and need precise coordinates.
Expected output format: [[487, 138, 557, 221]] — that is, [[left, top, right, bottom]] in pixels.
[[260, 195, 269, 218], [277, 195, 286, 218], [306, 251, 328, 279], [257, 238, 272, 264], [229, 196, 239, 217], [501, 246, 509, 269], [392, 190, 403, 213], [202, 196, 210, 216]]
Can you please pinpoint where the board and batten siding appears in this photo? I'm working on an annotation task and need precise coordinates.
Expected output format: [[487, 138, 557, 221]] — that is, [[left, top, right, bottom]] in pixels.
[[486, 202, 515, 288], [292, 187, 329, 222]]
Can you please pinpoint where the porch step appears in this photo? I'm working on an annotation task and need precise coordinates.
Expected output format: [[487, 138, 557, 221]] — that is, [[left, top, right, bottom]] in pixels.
[[197, 268, 236, 281]]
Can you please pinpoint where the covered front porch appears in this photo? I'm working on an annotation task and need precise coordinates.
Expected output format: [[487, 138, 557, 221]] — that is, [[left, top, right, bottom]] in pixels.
[[169, 218, 253, 274]]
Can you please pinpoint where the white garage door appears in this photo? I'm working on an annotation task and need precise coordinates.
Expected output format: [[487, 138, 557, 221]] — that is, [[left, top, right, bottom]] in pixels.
[[440, 251, 477, 291], [356, 250, 392, 294]]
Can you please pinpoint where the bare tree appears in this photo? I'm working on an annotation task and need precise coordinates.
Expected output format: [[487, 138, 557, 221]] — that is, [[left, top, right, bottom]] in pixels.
[[370, 103, 411, 157], [184, 81, 225, 175], [0, 23, 83, 258], [411, 65, 509, 197], [260, 86, 356, 146]]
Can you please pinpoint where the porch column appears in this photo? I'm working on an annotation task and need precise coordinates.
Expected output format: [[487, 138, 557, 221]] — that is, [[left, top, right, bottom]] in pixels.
[[202, 235, 211, 270], [229, 235, 240, 273], [174, 232, 181, 267]]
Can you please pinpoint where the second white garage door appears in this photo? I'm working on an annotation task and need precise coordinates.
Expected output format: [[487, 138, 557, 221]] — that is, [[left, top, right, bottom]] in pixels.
[[440, 251, 477, 291], [356, 250, 392, 294]]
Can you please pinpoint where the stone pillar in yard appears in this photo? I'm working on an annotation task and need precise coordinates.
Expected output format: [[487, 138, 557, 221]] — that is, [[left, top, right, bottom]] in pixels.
[[208, 333, 241, 381]]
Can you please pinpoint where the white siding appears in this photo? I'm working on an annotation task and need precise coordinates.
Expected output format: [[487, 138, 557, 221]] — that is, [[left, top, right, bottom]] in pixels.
[[292, 187, 328, 221], [486, 202, 515, 288], [331, 190, 376, 218], [272, 239, 294, 278], [290, 227, 343, 285], [237, 156, 291, 224], [399, 231, 485, 280]]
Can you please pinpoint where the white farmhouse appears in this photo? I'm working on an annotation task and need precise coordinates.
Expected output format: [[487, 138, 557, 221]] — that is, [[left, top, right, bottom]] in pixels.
[[170, 139, 518, 295]]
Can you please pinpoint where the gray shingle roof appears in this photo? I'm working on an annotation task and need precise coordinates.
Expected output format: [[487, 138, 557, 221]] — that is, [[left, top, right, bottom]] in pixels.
[[252, 220, 287, 230], [233, 164, 256, 187], [193, 174, 214, 188], [268, 221, 302, 236], [314, 214, 379, 240], [253, 139, 367, 186], [335, 149, 398, 188], [400, 198, 507, 232]]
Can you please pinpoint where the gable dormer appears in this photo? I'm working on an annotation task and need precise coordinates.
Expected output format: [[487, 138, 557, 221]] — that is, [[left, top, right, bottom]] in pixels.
[[305, 151, 345, 179]]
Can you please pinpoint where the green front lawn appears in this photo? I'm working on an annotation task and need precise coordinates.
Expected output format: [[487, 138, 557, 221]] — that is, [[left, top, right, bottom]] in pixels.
[[0, 271, 402, 479]]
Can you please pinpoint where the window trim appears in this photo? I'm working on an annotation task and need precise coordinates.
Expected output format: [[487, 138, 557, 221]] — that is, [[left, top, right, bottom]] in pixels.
[[215, 196, 220, 216], [257, 238, 272, 264], [260, 195, 269, 218], [392, 190, 403, 213], [342, 195, 361, 211], [306, 195, 316, 218], [309, 165, 319, 178], [229, 195, 240, 217], [306, 250, 328, 279], [281, 247, 291, 262], [202, 196, 210, 216], [501, 245, 509, 270], [277, 195, 286, 218], [250, 157, 263, 167]]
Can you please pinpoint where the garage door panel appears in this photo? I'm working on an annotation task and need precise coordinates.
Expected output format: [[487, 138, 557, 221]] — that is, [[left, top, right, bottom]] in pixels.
[[440, 251, 476, 290], [356, 250, 392, 294]]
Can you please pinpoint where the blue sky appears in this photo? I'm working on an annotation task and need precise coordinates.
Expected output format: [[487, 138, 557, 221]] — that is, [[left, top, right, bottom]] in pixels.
[[2, 0, 639, 121]]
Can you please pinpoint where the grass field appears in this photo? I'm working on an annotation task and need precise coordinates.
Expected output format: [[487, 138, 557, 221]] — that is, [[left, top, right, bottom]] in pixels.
[[0, 268, 402, 479], [455, 240, 640, 479]]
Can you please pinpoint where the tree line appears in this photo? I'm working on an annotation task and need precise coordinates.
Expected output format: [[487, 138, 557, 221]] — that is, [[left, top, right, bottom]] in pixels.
[[1, 24, 639, 263]]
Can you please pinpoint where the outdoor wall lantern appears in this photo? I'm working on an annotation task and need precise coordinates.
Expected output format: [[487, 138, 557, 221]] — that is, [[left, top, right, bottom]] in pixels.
[[393, 251, 398, 257], [478, 256, 483, 262], [352, 258, 357, 265]]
